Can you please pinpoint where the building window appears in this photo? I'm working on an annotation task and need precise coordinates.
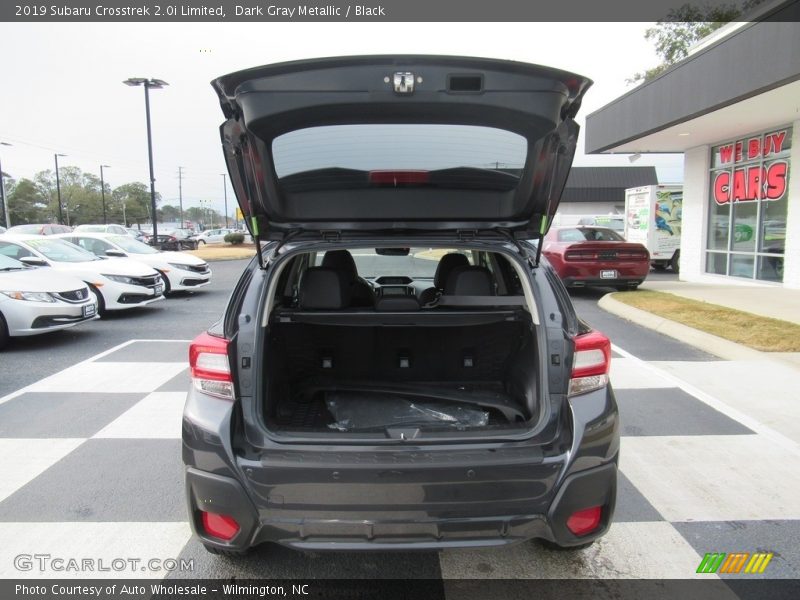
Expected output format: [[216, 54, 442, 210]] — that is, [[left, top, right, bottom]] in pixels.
[[706, 126, 791, 282]]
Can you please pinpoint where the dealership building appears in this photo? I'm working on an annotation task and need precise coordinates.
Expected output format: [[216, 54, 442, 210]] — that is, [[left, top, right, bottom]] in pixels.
[[586, 2, 799, 288]]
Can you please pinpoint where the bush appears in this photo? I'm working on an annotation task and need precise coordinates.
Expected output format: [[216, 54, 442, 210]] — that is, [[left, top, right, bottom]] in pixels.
[[224, 232, 245, 245]]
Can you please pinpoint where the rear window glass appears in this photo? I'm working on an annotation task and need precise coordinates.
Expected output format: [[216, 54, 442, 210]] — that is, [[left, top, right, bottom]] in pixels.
[[272, 124, 527, 179], [557, 228, 624, 242]]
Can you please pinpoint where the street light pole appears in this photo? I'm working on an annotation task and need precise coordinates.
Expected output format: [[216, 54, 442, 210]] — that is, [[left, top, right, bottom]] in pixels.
[[221, 173, 228, 228], [100, 164, 110, 224], [123, 77, 168, 243], [0, 142, 11, 229], [178, 166, 184, 228], [54, 153, 66, 225]]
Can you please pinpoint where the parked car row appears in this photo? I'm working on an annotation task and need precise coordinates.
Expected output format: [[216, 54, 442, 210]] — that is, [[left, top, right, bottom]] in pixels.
[[7, 223, 227, 248], [0, 232, 212, 349]]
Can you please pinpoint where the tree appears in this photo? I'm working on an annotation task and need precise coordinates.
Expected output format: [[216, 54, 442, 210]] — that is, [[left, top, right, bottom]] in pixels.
[[158, 204, 181, 223], [5, 178, 50, 225], [629, 1, 763, 84], [110, 182, 161, 226], [32, 167, 106, 225]]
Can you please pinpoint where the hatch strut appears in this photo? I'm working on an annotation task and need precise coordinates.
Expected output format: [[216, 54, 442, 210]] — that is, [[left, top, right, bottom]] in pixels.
[[532, 140, 565, 267], [235, 137, 266, 270]]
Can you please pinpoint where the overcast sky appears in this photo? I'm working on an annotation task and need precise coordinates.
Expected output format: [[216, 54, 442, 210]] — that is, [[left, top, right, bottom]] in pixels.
[[0, 22, 683, 218]]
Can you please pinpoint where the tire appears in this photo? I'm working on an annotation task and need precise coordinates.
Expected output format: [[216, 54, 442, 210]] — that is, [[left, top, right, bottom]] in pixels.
[[202, 543, 249, 557], [539, 539, 595, 551], [156, 270, 172, 296], [670, 250, 680, 274], [0, 312, 9, 350], [198, 239, 206, 246], [87, 284, 107, 316]]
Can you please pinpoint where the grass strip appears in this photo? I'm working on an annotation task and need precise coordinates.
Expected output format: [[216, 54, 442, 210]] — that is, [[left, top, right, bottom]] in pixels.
[[612, 290, 800, 352]]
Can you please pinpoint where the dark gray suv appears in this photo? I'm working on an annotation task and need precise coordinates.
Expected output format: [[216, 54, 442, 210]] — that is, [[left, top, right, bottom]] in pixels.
[[183, 56, 619, 555]]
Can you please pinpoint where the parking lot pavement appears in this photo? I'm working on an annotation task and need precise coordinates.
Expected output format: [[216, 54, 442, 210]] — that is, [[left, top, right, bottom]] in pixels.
[[1, 264, 798, 583], [2, 342, 799, 581]]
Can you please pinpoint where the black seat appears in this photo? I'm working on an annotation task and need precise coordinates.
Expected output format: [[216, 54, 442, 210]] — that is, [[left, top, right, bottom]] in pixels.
[[298, 267, 352, 310], [419, 253, 470, 305], [321, 250, 376, 307], [444, 265, 495, 296]]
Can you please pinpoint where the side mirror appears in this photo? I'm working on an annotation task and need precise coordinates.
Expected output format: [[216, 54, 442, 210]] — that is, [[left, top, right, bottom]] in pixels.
[[105, 249, 127, 258], [19, 256, 49, 267]]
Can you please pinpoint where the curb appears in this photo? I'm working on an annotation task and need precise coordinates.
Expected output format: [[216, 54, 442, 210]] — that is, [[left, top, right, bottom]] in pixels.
[[598, 293, 770, 361]]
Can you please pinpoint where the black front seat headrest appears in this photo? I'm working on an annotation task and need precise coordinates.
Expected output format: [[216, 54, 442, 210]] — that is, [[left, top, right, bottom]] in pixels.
[[298, 267, 352, 310], [433, 253, 470, 289], [444, 265, 494, 296], [321, 250, 359, 282]]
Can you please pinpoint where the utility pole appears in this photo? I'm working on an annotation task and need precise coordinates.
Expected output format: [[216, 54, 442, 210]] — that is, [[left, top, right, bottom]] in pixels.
[[54, 153, 66, 224], [100, 165, 110, 224], [0, 142, 11, 229], [178, 166, 184, 228]]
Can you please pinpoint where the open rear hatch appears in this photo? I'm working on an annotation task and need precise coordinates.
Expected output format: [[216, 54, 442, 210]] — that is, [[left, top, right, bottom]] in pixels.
[[212, 55, 592, 256]]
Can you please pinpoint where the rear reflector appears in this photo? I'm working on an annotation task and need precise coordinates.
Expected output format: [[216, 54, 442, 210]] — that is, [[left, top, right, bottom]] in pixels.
[[189, 332, 233, 400], [201, 511, 240, 541], [566, 506, 602, 536], [568, 330, 611, 397]]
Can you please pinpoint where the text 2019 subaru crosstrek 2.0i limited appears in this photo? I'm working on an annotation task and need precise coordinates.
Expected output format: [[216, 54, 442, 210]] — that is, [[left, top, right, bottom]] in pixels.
[[183, 56, 619, 555]]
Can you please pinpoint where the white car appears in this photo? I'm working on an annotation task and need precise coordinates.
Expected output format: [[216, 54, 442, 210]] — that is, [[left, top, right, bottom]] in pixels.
[[0, 235, 165, 315], [0, 254, 97, 349], [190, 228, 234, 245], [55, 232, 212, 294], [74, 224, 130, 236]]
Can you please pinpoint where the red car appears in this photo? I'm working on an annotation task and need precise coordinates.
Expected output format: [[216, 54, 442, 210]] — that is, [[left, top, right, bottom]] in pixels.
[[542, 226, 650, 290]]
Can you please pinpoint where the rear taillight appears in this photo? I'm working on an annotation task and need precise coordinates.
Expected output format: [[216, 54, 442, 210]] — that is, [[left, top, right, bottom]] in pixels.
[[616, 250, 649, 260], [564, 249, 598, 261], [568, 330, 611, 397], [189, 332, 233, 400]]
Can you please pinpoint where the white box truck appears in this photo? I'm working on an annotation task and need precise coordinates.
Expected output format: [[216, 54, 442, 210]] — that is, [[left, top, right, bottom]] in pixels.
[[624, 185, 683, 272]]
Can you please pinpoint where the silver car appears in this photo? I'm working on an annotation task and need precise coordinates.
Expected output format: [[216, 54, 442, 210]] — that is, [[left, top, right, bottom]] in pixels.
[[0, 254, 97, 349]]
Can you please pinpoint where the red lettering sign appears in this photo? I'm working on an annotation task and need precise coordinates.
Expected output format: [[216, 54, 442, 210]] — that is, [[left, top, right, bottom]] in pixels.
[[714, 171, 730, 204], [716, 130, 788, 165], [747, 137, 760, 160], [713, 161, 788, 205]]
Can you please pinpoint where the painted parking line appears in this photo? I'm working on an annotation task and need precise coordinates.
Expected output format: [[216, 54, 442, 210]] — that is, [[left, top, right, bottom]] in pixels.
[[612, 344, 800, 457], [0, 339, 191, 406]]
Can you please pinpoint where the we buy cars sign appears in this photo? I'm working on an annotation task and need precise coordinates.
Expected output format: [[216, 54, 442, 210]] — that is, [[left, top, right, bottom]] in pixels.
[[712, 128, 791, 205]]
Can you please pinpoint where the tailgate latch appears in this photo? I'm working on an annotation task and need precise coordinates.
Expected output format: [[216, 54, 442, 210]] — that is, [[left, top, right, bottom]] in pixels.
[[393, 72, 415, 95], [386, 427, 420, 441]]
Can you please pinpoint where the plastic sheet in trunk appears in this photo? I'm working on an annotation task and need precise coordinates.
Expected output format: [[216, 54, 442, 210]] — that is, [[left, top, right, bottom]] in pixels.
[[325, 391, 489, 432]]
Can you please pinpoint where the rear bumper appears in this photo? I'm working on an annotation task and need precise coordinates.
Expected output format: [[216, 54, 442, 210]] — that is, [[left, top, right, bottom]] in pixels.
[[183, 385, 619, 552], [186, 461, 616, 551], [562, 276, 644, 288], [557, 262, 649, 288]]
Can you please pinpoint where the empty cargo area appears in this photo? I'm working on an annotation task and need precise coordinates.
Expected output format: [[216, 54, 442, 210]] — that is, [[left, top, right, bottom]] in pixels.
[[263, 315, 539, 435], [259, 247, 542, 438]]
